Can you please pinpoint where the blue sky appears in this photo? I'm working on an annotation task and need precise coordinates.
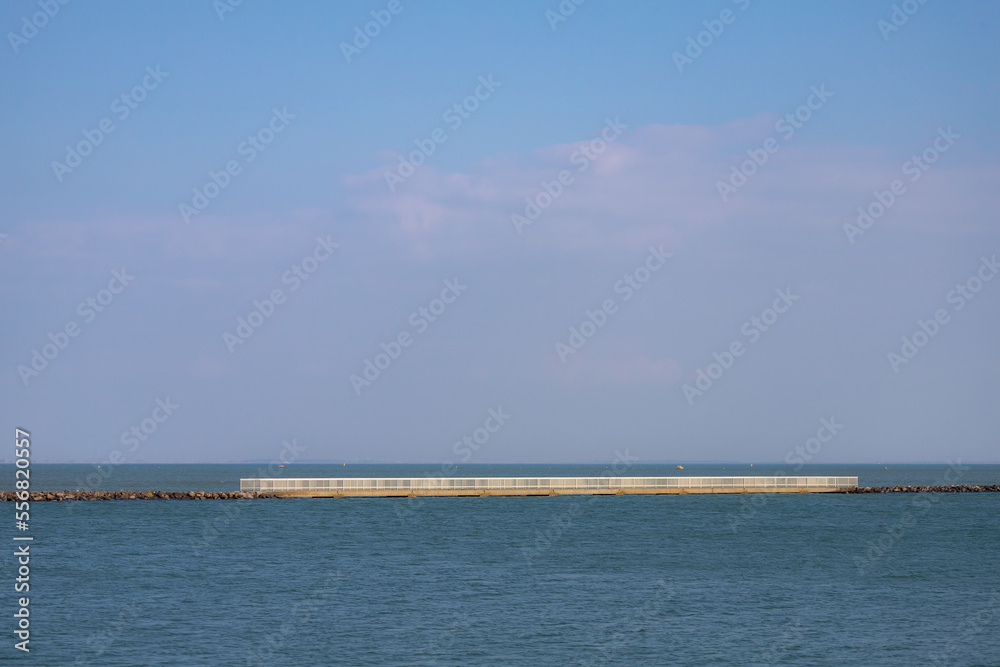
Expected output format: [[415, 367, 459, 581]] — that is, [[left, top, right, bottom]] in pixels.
[[2, 0, 998, 464]]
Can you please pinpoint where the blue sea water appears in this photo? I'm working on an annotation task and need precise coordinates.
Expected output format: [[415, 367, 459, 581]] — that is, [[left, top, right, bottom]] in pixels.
[[2, 464, 999, 665]]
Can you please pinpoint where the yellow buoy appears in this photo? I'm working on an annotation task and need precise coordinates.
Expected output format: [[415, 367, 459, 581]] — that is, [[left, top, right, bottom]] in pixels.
[[676, 465, 684, 469]]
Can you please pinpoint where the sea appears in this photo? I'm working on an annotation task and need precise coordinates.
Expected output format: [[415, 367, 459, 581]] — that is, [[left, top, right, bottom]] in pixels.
[[2, 463, 998, 666]]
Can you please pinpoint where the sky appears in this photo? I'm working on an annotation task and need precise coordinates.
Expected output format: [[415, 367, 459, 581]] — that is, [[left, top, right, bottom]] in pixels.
[[1, 0, 998, 464]]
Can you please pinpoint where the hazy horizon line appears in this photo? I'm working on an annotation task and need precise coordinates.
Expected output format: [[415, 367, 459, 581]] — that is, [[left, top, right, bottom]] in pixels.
[[6, 461, 997, 466]]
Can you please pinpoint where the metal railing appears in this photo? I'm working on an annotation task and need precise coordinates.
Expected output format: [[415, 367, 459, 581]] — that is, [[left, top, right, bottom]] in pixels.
[[240, 476, 858, 493]]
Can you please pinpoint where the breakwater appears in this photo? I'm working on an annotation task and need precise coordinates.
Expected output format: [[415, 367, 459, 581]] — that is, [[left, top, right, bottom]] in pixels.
[[241, 475, 859, 497], [844, 484, 1000, 493], [2, 485, 998, 501], [0, 490, 276, 501]]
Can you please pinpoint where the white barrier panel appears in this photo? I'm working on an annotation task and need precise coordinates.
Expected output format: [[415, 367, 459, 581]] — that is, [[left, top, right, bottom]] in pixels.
[[240, 476, 858, 494]]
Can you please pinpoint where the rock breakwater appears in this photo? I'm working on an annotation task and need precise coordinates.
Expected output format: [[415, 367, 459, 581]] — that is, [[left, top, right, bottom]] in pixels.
[[844, 485, 1000, 493], [0, 490, 280, 501]]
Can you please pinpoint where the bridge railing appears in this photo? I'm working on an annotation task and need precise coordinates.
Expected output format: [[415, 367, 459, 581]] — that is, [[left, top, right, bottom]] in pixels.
[[240, 476, 858, 492]]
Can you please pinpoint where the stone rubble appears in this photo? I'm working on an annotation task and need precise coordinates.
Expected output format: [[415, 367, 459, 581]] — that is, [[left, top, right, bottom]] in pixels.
[[0, 490, 281, 501]]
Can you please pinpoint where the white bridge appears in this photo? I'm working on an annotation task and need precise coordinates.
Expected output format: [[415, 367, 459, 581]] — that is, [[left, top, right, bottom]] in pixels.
[[239, 476, 858, 497]]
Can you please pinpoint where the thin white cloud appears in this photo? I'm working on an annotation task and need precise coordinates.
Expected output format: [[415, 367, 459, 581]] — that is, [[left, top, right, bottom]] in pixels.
[[344, 119, 1000, 260]]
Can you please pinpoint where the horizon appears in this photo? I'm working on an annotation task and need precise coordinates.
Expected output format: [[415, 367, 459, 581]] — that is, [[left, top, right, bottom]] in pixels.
[[8, 461, 995, 467]]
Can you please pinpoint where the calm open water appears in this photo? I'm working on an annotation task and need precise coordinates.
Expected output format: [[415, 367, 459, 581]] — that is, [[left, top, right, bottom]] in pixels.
[[2, 464, 998, 665]]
